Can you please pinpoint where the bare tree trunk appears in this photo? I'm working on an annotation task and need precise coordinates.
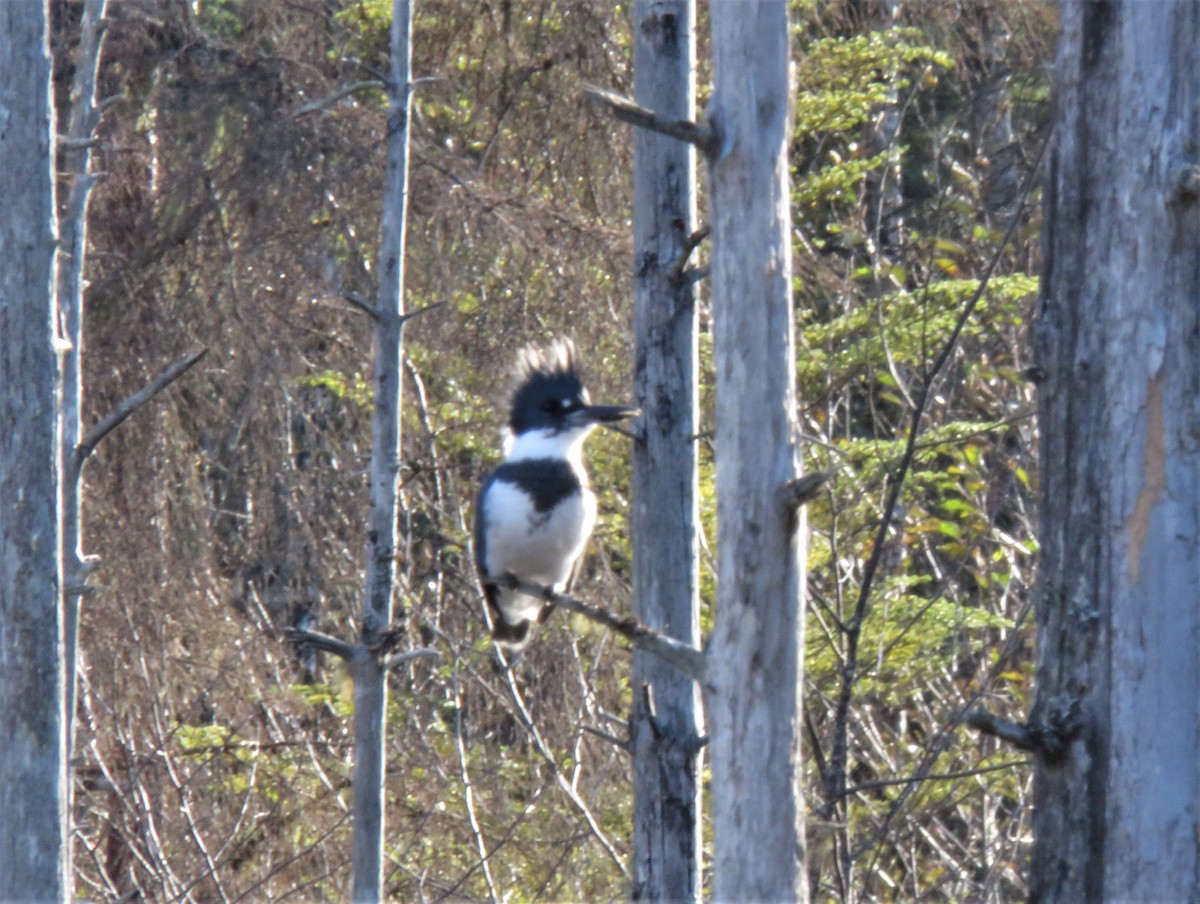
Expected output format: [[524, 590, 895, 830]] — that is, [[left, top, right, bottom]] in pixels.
[[351, 0, 412, 899], [0, 0, 68, 897], [61, 0, 109, 804], [1031, 2, 1200, 900], [706, 2, 808, 900], [629, 2, 703, 900]]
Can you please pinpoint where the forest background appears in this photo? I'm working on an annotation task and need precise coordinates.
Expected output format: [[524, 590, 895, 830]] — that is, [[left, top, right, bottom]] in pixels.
[[61, 0, 1053, 899]]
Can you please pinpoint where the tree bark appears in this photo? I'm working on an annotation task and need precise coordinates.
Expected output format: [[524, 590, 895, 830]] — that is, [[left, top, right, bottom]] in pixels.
[[61, 0, 109, 827], [351, 0, 412, 899], [0, 0, 69, 897], [706, 2, 808, 900], [1032, 2, 1200, 900], [630, 2, 703, 901]]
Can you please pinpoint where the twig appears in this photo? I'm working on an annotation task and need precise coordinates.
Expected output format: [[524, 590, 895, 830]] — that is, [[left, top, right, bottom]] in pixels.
[[284, 627, 356, 662], [399, 299, 447, 326], [670, 224, 710, 279], [823, 132, 1050, 824], [381, 647, 440, 671], [343, 291, 380, 320], [499, 662, 631, 879], [581, 723, 631, 752], [964, 710, 1039, 752], [452, 665, 500, 903], [342, 295, 445, 327], [967, 694, 1082, 765], [777, 471, 830, 512], [291, 80, 386, 119], [842, 758, 1030, 797], [59, 136, 102, 150], [583, 83, 718, 156], [74, 348, 208, 473], [503, 577, 707, 684]]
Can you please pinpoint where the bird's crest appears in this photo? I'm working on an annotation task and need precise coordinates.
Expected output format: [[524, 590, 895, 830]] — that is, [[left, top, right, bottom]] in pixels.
[[509, 338, 580, 397]]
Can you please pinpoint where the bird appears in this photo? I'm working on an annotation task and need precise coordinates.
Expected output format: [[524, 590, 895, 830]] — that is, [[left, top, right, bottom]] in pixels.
[[474, 339, 637, 660]]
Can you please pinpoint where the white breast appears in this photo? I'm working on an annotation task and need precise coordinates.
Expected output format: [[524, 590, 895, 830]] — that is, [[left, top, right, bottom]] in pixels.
[[482, 481, 597, 590]]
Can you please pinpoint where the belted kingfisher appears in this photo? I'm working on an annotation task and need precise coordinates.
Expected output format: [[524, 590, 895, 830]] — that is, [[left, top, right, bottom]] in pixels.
[[474, 339, 637, 658]]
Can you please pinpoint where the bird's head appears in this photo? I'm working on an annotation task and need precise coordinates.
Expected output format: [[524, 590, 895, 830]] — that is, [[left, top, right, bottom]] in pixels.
[[506, 339, 638, 441]]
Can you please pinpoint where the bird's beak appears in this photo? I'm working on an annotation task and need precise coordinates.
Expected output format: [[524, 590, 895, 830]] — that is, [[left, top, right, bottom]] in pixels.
[[571, 403, 640, 426]]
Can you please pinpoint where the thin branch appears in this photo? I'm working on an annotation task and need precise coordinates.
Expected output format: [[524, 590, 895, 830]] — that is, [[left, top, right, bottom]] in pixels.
[[291, 80, 386, 119], [854, 600, 1035, 866], [964, 710, 1040, 752], [399, 299, 447, 326], [343, 291, 380, 320], [823, 132, 1050, 822], [582, 83, 718, 156], [381, 648, 440, 671], [452, 666, 500, 904], [342, 295, 445, 327], [500, 662, 631, 879], [74, 348, 208, 473], [284, 627, 356, 662], [670, 223, 710, 279], [503, 577, 707, 684], [59, 135, 102, 150], [842, 758, 1030, 797], [777, 471, 830, 512], [580, 723, 631, 752]]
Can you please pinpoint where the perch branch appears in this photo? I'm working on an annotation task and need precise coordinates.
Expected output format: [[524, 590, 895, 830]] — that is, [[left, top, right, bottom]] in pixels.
[[74, 348, 208, 473], [502, 576, 707, 684], [582, 83, 718, 156]]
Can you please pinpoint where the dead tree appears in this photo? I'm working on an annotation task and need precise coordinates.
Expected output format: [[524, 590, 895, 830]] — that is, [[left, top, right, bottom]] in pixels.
[[0, 0, 69, 895], [629, 1, 704, 900], [705, 2, 808, 898], [588, 1, 808, 897], [1025, 2, 1200, 900], [285, 2, 438, 900]]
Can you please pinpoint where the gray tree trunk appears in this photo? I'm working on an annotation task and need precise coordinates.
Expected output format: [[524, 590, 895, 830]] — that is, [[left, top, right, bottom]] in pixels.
[[629, 2, 703, 900], [351, 0, 412, 899], [705, 2, 808, 900], [0, 0, 69, 897], [61, 0, 109, 800], [1031, 2, 1200, 900]]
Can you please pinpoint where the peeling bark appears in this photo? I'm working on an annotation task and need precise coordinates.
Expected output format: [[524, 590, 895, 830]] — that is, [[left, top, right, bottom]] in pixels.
[[1032, 3, 1200, 900]]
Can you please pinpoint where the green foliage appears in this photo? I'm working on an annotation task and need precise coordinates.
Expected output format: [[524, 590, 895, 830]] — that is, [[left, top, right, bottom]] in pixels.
[[795, 31, 952, 134], [295, 369, 373, 410]]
